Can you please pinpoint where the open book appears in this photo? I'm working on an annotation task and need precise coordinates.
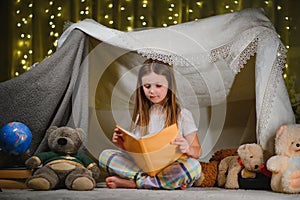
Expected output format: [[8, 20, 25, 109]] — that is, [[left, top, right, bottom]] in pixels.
[[116, 123, 183, 176]]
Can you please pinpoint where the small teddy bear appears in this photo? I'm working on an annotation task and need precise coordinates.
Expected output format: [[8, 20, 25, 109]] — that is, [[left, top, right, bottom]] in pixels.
[[193, 148, 237, 187], [217, 143, 269, 189], [25, 126, 100, 190], [266, 125, 300, 194]]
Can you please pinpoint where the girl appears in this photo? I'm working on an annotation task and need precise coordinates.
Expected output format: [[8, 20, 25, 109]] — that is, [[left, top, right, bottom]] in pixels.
[[99, 59, 202, 190]]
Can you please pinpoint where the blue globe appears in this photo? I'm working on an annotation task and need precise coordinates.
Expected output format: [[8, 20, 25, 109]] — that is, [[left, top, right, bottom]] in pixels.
[[0, 122, 32, 155]]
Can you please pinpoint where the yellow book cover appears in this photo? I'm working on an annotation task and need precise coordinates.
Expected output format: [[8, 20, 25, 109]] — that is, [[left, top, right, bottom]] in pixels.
[[116, 123, 183, 176]]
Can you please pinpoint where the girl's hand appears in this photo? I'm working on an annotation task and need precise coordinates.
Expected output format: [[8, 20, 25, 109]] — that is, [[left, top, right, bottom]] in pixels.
[[171, 137, 190, 154], [112, 128, 124, 149]]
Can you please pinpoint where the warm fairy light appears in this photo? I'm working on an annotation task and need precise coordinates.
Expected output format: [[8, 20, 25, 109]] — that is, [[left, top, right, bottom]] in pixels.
[[9, 0, 295, 84], [53, 40, 58, 47], [197, 2, 203, 7]]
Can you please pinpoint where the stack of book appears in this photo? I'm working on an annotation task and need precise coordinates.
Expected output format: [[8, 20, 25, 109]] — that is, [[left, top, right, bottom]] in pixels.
[[0, 167, 32, 189]]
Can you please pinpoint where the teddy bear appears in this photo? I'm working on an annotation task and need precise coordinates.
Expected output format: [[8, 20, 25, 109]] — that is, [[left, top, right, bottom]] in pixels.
[[25, 126, 100, 190], [193, 148, 237, 187], [217, 143, 270, 189], [266, 125, 300, 194]]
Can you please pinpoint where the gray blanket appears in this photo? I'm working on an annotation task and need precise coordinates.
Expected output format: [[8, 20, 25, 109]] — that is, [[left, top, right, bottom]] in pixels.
[[0, 30, 88, 167]]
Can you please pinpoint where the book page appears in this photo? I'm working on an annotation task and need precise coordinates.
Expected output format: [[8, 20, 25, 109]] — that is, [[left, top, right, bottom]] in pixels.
[[116, 125, 139, 139]]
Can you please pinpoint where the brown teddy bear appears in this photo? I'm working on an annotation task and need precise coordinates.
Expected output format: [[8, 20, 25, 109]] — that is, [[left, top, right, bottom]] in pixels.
[[25, 126, 100, 190], [267, 125, 300, 193], [217, 143, 270, 189], [193, 148, 237, 187]]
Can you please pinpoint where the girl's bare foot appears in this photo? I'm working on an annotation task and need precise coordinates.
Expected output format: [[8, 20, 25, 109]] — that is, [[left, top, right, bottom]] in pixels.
[[106, 176, 137, 189], [180, 183, 188, 190]]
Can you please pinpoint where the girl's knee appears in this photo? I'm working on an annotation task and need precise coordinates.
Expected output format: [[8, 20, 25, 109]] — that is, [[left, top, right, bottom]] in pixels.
[[98, 149, 117, 167], [180, 158, 202, 180]]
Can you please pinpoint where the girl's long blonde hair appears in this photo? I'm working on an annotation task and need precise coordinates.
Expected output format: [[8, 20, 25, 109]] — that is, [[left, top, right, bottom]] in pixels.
[[131, 59, 180, 136]]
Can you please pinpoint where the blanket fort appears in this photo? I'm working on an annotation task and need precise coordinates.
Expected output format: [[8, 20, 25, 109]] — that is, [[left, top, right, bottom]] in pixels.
[[0, 8, 294, 167]]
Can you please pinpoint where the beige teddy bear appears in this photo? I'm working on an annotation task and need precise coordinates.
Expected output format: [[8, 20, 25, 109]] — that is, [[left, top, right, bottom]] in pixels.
[[266, 125, 300, 193], [217, 143, 268, 189]]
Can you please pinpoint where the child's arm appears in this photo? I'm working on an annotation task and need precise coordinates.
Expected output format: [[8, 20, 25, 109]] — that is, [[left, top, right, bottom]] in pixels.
[[171, 132, 202, 159]]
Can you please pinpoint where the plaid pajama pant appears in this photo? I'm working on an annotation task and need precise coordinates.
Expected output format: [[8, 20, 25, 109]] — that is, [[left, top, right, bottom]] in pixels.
[[99, 149, 202, 189]]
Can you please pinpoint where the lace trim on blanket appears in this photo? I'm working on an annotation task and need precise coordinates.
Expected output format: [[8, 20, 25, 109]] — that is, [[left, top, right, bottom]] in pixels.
[[258, 43, 287, 131], [209, 42, 232, 63], [136, 48, 192, 66]]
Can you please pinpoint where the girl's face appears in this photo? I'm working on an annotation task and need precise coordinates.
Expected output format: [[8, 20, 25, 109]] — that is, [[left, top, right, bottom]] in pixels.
[[142, 72, 169, 105]]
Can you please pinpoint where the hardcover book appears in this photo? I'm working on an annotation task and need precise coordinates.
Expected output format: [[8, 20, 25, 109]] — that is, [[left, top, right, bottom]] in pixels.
[[116, 123, 182, 176]]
